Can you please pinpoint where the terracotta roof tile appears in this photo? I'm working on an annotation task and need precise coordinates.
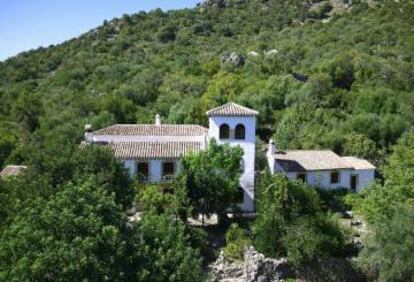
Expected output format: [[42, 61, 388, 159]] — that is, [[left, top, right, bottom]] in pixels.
[[274, 150, 353, 171], [206, 102, 259, 116], [93, 124, 208, 136], [0, 165, 27, 178], [342, 156, 376, 170], [106, 141, 203, 159]]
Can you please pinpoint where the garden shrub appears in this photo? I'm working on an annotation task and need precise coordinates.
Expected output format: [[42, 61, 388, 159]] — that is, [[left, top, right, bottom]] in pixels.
[[224, 223, 251, 261]]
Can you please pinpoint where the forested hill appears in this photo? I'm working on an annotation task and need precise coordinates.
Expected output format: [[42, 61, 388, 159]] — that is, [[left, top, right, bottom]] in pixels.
[[0, 0, 413, 168]]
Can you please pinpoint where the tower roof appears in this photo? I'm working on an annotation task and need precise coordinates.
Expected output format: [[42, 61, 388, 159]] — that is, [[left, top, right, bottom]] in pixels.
[[206, 102, 259, 117]]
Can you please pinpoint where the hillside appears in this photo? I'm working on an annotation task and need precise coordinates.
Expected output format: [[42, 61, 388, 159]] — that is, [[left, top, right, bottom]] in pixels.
[[0, 0, 413, 167], [1, 1, 414, 280]]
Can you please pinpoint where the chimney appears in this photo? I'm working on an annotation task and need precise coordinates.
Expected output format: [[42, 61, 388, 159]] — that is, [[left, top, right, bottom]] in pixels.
[[268, 139, 276, 156], [155, 114, 161, 126], [84, 124, 93, 143]]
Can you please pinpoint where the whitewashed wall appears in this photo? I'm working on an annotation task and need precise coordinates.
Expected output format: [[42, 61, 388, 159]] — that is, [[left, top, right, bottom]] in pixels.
[[123, 160, 136, 177], [303, 170, 353, 189], [208, 116, 256, 212], [354, 169, 375, 192], [278, 168, 375, 191]]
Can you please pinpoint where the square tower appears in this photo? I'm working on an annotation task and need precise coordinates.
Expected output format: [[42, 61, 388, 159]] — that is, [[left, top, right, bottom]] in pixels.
[[206, 102, 259, 212]]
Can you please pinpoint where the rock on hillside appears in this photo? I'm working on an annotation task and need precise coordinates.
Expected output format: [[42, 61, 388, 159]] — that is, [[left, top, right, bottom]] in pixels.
[[210, 247, 289, 282]]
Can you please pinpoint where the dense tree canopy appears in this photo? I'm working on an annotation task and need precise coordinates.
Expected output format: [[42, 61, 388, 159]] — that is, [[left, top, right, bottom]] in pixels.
[[0, 178, 129, 281], [253, 173, 346, 266], [175, 139, 243, 223], [1, 0, 413, 167], [0, 178, 204, 281]]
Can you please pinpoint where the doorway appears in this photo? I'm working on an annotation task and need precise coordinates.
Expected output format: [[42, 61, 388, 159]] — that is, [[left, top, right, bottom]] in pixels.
[[350, 175, 358, 192]]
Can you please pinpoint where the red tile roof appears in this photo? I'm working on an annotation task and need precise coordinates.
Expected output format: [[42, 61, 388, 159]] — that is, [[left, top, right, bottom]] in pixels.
[[206, 102, 259, 116], [342, 156, 376, 170], [93, 124, 208, 136], [106, 141, 203, 159], [0, 165, 27, 178], [274, 150, 354, 171]]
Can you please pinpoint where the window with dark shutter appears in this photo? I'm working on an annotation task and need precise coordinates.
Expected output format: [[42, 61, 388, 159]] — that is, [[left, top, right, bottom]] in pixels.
[[330, 171, 340, 184], [162, 162, 175, 176], [235, 124, 245, 140], [136, 162, 149, 182], [219, 124, 230, 139]]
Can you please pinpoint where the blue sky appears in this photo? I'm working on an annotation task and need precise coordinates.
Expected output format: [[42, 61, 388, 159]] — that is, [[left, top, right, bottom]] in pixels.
[[0, 0, 200, 61]]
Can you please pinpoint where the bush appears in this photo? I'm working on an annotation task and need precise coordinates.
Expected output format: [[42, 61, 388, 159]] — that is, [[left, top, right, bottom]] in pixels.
[[253, 173, 346, 266], [358, 205, 414, 281], [129, 214, 205, 282], [224, 223, 251, 261], [137, 184, 174, 214], [157, 25, 177, 43]]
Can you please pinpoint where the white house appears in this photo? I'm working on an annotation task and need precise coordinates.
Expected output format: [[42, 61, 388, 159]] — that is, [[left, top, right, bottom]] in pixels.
[[84, 102, 376, 212], [85, 102, 258, 212], [266, 140, 376, 192]]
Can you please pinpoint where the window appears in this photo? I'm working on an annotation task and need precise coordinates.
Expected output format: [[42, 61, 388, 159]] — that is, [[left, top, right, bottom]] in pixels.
[[235, 124, 245, 140], [136, 162, 149, 182], [235, 187, 244, 203], [297, 172, 307, 183], [330, 171, 340, 184], [162, 162, 175, 176], [219, 124, 230, 139]]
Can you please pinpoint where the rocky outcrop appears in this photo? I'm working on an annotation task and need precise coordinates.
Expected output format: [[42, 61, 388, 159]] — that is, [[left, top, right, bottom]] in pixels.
[[210, 247, 288, 282], [210, 251, 244, 281], [244, 247, 288, 282], [221, 52, 246, 67]]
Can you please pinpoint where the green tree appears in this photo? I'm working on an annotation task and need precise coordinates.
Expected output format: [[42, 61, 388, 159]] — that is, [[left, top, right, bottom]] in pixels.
[[137, 184, 174, 214], [12, 91, 43, 133], [175, 139, 243, 224], [342, 133, 382, 165], [5, 144, 134, 216], [201, 72, 244, 112], [0, 127, 16, 167], [253, 173, 345, 266], [354, 131, 414, 223], [359, 205, 414, 282], [0, 178, 128, 281], [157, 25, 177, 43], [128, 214, 204, 282]]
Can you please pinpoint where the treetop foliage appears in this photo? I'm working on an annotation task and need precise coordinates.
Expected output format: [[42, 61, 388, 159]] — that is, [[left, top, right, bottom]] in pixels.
[[253, 173, 346, 266], [175, 139, 243, 222], [1, 0, 413, 169]]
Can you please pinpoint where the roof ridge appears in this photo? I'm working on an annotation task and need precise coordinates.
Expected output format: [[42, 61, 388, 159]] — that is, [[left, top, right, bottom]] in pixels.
[[92, 123, 208, 136], [283, 149, 335, 152], [110, 124, 206, 126], [109, 140, 203, 143], [206, 102, 259, 116]]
